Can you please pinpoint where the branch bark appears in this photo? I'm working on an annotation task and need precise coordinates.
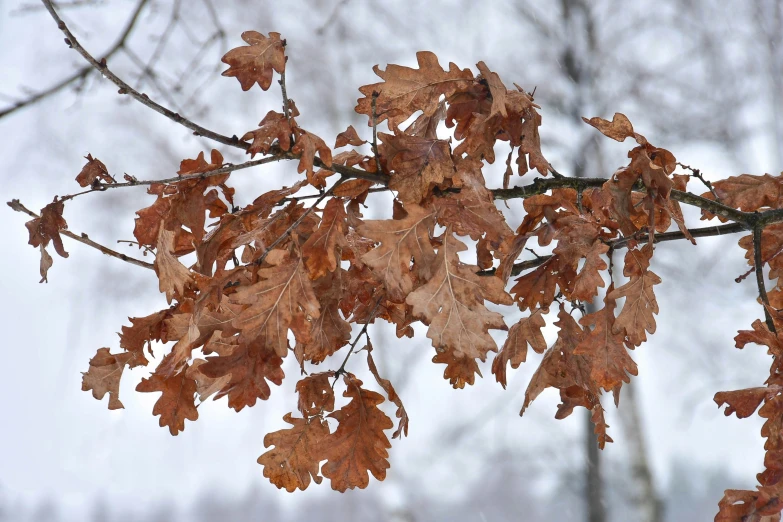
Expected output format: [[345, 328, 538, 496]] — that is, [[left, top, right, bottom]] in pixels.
[[7, 199, 154, 271]]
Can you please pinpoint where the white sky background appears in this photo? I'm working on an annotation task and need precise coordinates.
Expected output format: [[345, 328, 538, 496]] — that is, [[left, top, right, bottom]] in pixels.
[[0, 0, 780, 520]]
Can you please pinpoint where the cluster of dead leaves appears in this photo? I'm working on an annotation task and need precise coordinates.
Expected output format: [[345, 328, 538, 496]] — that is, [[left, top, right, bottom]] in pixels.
[[16, 30, 783, 518]]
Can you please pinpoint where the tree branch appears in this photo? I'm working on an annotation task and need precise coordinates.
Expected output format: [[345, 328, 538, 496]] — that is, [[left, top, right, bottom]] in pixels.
[[333, 295, 383, 386], [480, 222, 747, 278], [753, 221, 777, 333], [7, 199, 154, 270], [40, 0, 247, 149], [490, 177, 749, 224], [1, 0, 149, 120], [59, 156, 285, 202], [36, 0, 783, 245]]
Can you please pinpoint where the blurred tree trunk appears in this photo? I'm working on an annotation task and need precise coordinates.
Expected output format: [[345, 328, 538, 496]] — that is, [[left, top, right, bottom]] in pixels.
[[584, 390, 606, 522], [620, 381, 664, 522]]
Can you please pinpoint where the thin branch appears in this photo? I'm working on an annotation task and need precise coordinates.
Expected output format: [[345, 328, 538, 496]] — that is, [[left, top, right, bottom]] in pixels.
[[7, 199, 154, 270], [13, 0, 101, 13], [333, 296, 384, 385], [1, 0, 149, 120], [39, 6, 391, 188], [40, 0, 247, 149], [58, 156, 284, 202], [480, 222, 747, 278], [279, 70, 292, 122], [678, 161, 720, 201], [753, 221, 777, 333], [491, 177, 750, 224], [282, 186, 390, 203]]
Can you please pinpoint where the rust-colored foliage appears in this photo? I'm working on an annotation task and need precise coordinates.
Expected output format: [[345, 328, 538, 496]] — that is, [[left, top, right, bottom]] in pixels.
[[17, 27, 783, 517], [221, 31, 286, 91]]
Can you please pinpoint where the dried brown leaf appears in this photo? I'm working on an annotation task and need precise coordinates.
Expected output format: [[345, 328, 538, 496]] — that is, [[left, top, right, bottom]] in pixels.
[[221, 31, 286, 91]]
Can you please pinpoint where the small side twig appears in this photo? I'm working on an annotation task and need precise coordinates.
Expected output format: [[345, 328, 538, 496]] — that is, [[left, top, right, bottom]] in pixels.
[[547, 163, 565, 179], [752, 220, 777, 333], [58, 156, 283, 202], [332, 296, 384, 388], [280, 69, 292, 121], [678, 162, 720, 202], [7, 199, 154, 270]]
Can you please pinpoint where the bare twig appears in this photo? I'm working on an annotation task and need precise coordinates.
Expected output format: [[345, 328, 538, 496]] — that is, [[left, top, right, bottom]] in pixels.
[[13, 0, 101, 13], [58, 156, 284, 202], [548, 163, 566, 179], [279, 70, 292, 121], [481, 222, 747, 278], [7, 199, 154, 270], [678, 162, 720, 201], [752, 220, 777, 333], [282, 186, 390, 203], [1, 0, 149, 120], [332, 296, 384, 387], [40, 0, 247, 148]]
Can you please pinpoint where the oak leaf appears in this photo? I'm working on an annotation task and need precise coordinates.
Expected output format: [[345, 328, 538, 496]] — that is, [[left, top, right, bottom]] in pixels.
[[607, 246, 661, 346], [476, 61, 507, 118], [378, 132, 455, 204], [301, 198, 347, 279], [433, 347, 482, 389], [119, 309, 176, 367], [76, 154, 113, 187], [715, 387, 782, 419], [221, 31, 286, 91], [334, 125, 367, 148], [154, 226, 196, 304], [366, 342, 409, 438], [522, 306, 592, 415], [292, 129, 333, 185], [230, 248, 320, 355], [706, 172, 783, 212], [435, 157, 514, 256], [574, 293, 638, 391], [199, 336, 285, 411], [357, 204, 436, 303], [242, 111, 294, 156], [135, 370, 199, 435], [81, 348, 136, 410], [296, 372, 335, 416], [510, 256, 561, 312], [26, 198, 68, 260], [406, 229, 512, 361], [258, 413, 329, 492], [582, 112, 644, 144], [356, 51, 474, 129], [571, 242, 609, 302], [735, 319, 782, 354], [492, 309, 547, 388], [294, 272, 351, 366], [321, 374, 393, 491], [186, 358, 232, 402]]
